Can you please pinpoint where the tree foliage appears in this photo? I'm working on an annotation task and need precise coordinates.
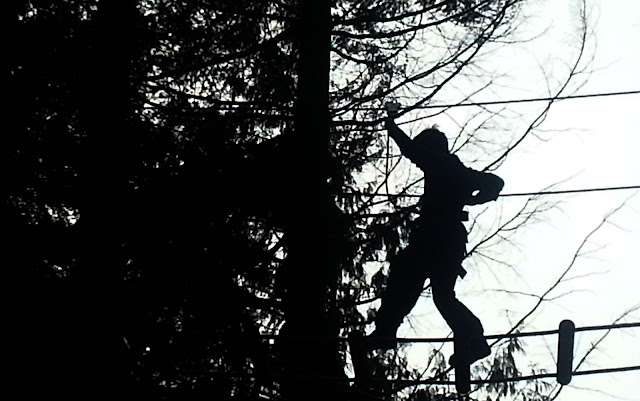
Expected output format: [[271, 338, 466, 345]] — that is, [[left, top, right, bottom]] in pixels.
[[8, 1, 592, 400]]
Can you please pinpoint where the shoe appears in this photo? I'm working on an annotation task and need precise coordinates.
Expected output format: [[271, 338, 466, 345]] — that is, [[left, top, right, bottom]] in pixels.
[[448, 339, 491, 367]]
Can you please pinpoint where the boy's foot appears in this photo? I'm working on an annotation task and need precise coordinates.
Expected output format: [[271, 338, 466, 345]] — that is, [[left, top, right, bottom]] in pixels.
[[449, 340, 491, 367]]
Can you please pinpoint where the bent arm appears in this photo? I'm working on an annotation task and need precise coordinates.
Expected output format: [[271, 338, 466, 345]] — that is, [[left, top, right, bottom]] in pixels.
[[465, 172, 504, 205]]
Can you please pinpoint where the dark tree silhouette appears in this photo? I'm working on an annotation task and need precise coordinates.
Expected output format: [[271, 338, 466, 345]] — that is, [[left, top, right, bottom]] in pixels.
[[7, 1, 606, 400]]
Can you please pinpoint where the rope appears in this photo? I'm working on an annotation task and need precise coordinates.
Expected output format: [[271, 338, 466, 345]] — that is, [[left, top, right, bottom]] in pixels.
[[339, 184, 640, 199], [259, 321, 639, 342]]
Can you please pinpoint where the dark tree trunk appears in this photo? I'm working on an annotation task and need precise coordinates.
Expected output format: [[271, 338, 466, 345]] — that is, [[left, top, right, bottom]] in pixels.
[[280, 1, 347, 399], [73, 1, 138, 396]]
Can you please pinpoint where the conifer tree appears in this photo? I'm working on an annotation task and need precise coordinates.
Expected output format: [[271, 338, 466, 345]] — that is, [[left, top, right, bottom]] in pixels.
[[8, 1, 599, 400]]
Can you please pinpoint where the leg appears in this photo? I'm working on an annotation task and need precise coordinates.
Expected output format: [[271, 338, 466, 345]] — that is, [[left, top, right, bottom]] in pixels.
[[371, 248, 429, 347], [430, 269, 484, 338], [430, 268, 489, 365]]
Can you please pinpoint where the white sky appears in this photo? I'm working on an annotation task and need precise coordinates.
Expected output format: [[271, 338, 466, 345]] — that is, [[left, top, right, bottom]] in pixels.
[[381, 0, 639, 400]]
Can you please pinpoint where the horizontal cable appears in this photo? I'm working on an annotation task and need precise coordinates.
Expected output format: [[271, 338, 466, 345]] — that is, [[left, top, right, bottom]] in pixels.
[[339, 184, 640, 199], [165, 89, 640, 111], [401, 321, 640, 343], [353, 89, 640, 110], [575, 321, 640, 332], [388, 364, 640, 385], [500, 185, 640, 197], [259, 322, 639, 343], [279, 365, 640, 385]]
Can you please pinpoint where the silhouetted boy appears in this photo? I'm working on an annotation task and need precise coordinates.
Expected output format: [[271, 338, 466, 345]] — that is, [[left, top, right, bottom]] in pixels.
[[369, 103, 504, 367]]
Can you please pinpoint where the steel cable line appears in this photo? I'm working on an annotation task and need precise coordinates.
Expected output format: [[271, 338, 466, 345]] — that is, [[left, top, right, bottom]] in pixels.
[[338, 184, 640, 199], [273, 365, 640, 385], [163, 89, 640, 111], [232, 323, 639, 389], [348, 89, 640, 111], [257, 321, 639, 342], [76, 363, 640, 386]]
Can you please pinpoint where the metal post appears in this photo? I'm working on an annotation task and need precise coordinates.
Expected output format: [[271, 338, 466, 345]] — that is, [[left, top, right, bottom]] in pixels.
[[557, 319, 575, 385]]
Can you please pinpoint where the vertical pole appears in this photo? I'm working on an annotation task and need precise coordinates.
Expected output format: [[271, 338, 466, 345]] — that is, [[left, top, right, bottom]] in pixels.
[[281, 1, 345, 400], [75, 1, 138, 395], [557, 319, 575, 385]]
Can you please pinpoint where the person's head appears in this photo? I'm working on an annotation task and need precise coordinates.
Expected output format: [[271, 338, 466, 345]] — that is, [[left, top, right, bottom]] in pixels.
[[413, 128, 449, 154]]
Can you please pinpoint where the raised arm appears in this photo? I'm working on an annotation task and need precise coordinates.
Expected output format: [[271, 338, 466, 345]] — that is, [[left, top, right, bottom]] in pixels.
[[384, 102, 421, 163], [385, 117, 418, 159]]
